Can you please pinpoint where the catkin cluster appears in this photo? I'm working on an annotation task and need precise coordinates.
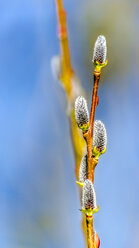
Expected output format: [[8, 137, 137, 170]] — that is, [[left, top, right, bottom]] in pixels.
[[74, 35, 107, 218], [53, 3, 108, 245], [75, 95, 107, 213]]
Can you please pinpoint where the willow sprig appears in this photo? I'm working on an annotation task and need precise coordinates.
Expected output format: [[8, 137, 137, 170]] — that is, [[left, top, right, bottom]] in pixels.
[[75, 35, 108, 248], [53, 1, 108, 247]]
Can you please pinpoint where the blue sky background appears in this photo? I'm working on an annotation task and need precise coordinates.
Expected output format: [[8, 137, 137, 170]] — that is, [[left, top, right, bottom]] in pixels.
[[0, 0, 139, 247]]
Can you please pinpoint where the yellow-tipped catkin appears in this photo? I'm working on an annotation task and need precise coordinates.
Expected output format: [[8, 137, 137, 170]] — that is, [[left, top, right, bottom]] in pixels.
[[82, 179, 97, 210], [75, 96, 89, 127], [92, 35, 107, 64], [93, 120, 107, 153]]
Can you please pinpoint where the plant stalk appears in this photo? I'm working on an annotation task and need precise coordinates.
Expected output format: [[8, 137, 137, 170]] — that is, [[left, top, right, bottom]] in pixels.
[[84, 70, 101, 248], [84, 71, 100, 184], [86, 215, 94, 248], [55, 1, 87, 243]]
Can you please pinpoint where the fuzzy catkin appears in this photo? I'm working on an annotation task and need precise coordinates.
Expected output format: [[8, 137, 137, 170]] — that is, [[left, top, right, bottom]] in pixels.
[[93, 120, 107, 152], [79, 154, 87, 183], [75, 96, 89, 126], [82, 179, 97, 210], [92, 35, 107, 64]]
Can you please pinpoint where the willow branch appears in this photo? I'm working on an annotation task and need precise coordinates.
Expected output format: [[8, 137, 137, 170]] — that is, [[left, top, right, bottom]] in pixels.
[[54, 1, 88, 246]]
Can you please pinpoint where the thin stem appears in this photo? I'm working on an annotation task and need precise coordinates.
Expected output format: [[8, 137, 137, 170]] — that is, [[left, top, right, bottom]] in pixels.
[[84, 70, 101, 248], [55, 0, 72, 69], [86, 215, 94, 248], [89, 72, 100, 138], [84, 71, 100, 184]]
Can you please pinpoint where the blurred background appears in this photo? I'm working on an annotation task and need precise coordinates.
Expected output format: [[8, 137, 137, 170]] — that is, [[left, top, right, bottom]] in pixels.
[[0, 0, 139, 247]]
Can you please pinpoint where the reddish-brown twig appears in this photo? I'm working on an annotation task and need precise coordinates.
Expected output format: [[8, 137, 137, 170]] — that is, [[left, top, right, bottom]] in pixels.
[[86, 215, 95, 248], [83, 70, 101, 248], [84, 71, 100, 184]]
